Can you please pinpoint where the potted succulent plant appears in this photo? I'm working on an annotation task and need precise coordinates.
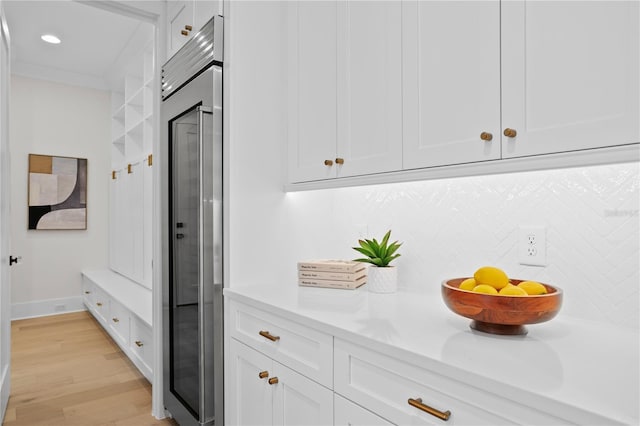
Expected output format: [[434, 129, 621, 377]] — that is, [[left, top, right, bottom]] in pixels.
[[353, 230, 402, 293]]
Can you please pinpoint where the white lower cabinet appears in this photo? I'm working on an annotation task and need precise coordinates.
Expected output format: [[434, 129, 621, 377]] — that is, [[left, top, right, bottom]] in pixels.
[[228, 339, 333, 426], [129, 318, 153, 379], [82, 270, 153, 382], [108, 298, 130, 348], [334, 394, 393, 426]]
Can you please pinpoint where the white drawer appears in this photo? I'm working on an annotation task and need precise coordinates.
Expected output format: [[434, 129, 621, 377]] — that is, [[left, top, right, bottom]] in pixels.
[[108, 298, 130, 348], [130, 317, 153, 379], [229, 300, 333, 388], [81, 278, 93, 306], [335, 339, 521, 426], [335, 394, 393, 426], [91, 286, 110, 324]]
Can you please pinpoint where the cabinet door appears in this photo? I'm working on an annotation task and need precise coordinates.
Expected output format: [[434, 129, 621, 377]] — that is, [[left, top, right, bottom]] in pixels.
[[168, 1, 195, 59], [288, 1, 338, 183], [335, 394, 393, 426], [501, 1, 639, 158], [272, 362, 333, 426], [402, 1, 501, 169], [228, 339, 274, 426], [336, 1, 402, 177]]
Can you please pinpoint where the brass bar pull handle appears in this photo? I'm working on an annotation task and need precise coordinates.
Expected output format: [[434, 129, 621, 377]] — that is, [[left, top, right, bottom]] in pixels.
[[503, 128, 517, 138], [127, 164, 132, 174], [112, 318, 119, 323], [259, 330, 280, 342], [96, 302, 103, 307], [135, 340, 143, 347], [408, 398, 451, 421], [268, 377, 279, 385], [480, 132, 493, 141], [258, 371, 269, 379], [112, 170, 116, 180], [324, 159, 333, 166], [335, 157, 345, 165]]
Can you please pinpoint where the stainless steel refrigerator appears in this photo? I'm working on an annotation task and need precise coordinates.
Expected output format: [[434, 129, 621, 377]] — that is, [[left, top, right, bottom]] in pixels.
[[160, 16, 223, 426]]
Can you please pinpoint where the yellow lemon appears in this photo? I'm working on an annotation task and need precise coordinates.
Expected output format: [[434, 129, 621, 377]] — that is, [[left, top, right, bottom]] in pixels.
[[459, 278, 476, 291], [517, 281, 547, 295], [473, 266, 509, 290], [498, 284, 528, 296], [472, 284, 498, 295]]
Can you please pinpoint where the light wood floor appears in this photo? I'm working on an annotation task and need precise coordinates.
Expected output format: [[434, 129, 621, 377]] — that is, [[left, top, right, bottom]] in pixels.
[[3, 311, 177, 426]]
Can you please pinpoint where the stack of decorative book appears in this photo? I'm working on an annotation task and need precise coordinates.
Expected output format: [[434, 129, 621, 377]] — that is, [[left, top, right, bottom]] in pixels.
[[297, 260, 367, 289]]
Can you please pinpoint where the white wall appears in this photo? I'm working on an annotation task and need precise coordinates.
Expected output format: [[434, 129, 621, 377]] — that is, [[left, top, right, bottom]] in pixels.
[[227, 2, 639, 330], [9, 75, 110, 318]]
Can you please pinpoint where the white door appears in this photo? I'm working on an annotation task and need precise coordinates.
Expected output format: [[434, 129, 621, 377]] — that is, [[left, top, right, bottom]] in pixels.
[[272, 362, 333, 426], [336, 1, 402, 178], [287, 1, 338, 183], [402, 0, 501, 169], [501, 1, 639, 158], [0, 4, 10, 419], [228, 339, 274, 426]]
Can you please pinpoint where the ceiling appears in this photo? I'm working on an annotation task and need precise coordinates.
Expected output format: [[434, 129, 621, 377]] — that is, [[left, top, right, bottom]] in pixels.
[[3, 0, 156, 90]]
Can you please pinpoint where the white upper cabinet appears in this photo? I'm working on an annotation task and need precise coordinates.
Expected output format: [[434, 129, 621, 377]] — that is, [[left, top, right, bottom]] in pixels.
[[501, 1, 639, 158], [167, 0, 219, 60], [288, 1, 402, 183], [402, 1, 501, 169], [288, 1, 338, 182], [286, 1, 639, 188]]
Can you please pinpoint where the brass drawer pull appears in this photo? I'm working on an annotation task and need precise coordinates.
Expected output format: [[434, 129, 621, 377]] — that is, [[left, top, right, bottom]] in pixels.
[[258, 371, 269, 379], [480, 132, 493, 141], [408, 398, 451, 421], [135, 340, 143, 347], [185, 25, 193, 31], [324, 159, 333, 166], [96, 302, 103, 307], [112, 318, 119, 323], [84, 291, 90, 294], [259, 330, 280, 342], [268, 377, 279, 385], [181, 29, 189, 36], [335, 157, 345, 165], [503, 128, 517, 138]]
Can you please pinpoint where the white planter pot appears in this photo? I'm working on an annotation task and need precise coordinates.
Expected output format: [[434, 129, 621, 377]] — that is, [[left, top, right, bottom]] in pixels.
[[367, 266, 397, 294]]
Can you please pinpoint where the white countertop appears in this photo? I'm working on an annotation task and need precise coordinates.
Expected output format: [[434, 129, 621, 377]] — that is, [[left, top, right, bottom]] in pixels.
[[225, 284, 639, 424]]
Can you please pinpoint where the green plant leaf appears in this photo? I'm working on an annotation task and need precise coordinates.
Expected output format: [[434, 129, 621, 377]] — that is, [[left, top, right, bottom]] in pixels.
[[353, 246, 376, 258], [353, 258, 374, 264], [370, 257, 384, 267], [386, 242, 402, 258]]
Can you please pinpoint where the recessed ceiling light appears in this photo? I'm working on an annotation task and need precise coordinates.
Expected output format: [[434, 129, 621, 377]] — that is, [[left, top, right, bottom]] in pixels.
[[41, 34, 61, 44]]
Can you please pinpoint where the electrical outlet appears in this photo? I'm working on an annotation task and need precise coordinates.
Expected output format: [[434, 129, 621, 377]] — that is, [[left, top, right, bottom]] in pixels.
[[519, 226, 547, 266]]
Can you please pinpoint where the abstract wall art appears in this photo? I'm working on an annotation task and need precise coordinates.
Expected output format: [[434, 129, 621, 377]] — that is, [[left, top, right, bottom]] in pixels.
[[28, 154, 87, 230]]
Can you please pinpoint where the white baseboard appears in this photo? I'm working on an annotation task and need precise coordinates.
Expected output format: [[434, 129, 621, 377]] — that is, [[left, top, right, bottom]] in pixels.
[[11, 296, 85, 320]]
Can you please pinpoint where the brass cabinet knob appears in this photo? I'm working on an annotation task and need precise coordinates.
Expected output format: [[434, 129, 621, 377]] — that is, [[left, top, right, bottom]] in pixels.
[[181, 30, 189, 36], [135, 340, 143, 347], [96, 302, 103, 307], [84, 291, 90, 294], [127, 164, 132, 174], [111, 170, 116, 180], [480, 132, 493, 141], [503, 128, 517, 138], [324, 159, 333, 166], [185, 25, 193, 31], [258, 371, 269, 379], [112, 318, 119, 323], [335, 157, 345, 165], [268, 377, 279, 385]]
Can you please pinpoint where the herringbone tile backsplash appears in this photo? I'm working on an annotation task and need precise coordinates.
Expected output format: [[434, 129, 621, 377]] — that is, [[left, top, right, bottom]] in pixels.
[[286, 162, 639, 329]]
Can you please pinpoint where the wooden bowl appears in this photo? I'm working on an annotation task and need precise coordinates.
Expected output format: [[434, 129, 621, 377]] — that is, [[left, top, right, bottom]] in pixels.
[[441, 278, 563, 336]]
